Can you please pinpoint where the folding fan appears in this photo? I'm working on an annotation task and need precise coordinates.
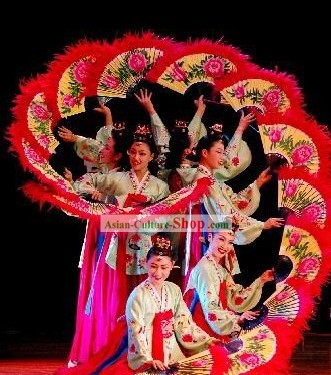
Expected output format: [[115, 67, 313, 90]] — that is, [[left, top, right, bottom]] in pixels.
[[263, 283, 299, 322], [220, 79, 290, 114], [226, 324, 276, 374], [146, 36, 259, 100], [241, 283, 299, 331], [259, 124, 319, 173], [22, 180, 123, 219], [55, 55, 97, 118], [10, 77, 58, 157], [137, 347, 229, 375], [279, 224, 322, 282], [162, 349, 216, 375], [15, 134, 126, 218], [147, 52, 238, 96], [48, 188, 122, 217], [278, 178, 326, 226], [26, 92, 59, 154], [42, 40, 109, 120], [15, 135, 77, 199], [97, 47, 163, 99]]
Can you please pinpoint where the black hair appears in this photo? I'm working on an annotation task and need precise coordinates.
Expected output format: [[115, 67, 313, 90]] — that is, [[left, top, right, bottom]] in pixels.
[[127, 131, 160, 176], [187, 134, 224, 163], [129, 126, 158, 156], [106, 130, 130, 170], [146, 233, 178, 262], [165, 128, 191, 169]]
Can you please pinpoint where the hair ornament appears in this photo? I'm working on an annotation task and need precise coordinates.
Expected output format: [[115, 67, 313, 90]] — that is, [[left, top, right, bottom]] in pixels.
[[208, 123, 223, 137], [133, 124, 152, 142]]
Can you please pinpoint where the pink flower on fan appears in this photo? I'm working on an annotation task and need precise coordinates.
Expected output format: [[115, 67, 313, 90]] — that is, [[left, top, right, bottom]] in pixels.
[[103, 75, 120, 89], [289, 231, 301, 246], [291, 144, 314, 165], [203, 57, 224, 78], [269, 128, 283, 143], [255, 332, 268, 340], [297, 257, 319, 275], [170, 63, 187, 82], [57, 179, 70, 191], [32, 103, 51, 121], [62, 94, 76, 108], [284, 180, 298, 197], [73, 61, 92, 83], [239, 352, 261, 366], [72, 199, 91, 211], [301, 204, 323, 222], [233, 84, 245, 99], [262, 88, 282, 109], [37, 135, 50, 147], [275, 290, 290, 301], [25, 148, 45, 164], [128, 52, 147, 73], [191, 360, 208, 367]]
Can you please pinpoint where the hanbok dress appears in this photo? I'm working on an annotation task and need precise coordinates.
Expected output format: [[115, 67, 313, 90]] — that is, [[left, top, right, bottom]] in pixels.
[[179, 163, 263, 291], [68, 169, 170, 364], [185, 254, 265, 341], [64, 280, 229, 375]]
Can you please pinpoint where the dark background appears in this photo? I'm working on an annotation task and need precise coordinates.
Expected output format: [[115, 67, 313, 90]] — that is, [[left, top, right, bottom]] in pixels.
[[1, 9, 330, 354]]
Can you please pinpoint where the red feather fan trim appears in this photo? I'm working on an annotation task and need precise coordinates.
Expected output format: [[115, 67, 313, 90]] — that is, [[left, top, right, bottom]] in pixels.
[[9, 77, 54, 159], [85, 31, 176, 97], [256, 111, 331, 176], [215, 66, 304, 113], [42, 40, 108, 120], [147, 38, 256, 83]]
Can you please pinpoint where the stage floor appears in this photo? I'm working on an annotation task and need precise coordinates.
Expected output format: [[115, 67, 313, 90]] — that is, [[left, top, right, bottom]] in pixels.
[[0, 333, 330, 374]]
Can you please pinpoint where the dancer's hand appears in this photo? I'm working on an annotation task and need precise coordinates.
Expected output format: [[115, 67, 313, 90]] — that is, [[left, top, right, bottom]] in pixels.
[[236, 110, 256, 135], [134, 89, 155, 114], [263, 217, 285, 229], [58, 126, 78, 142], [238, 310, 260, 324], [63, 167, 73, 183], [194, 95, 206, 117], [208, 337, 221, 347], [94, 103, 113, 126], [91, 190, 103, 201], [149, 359, 168, 371]]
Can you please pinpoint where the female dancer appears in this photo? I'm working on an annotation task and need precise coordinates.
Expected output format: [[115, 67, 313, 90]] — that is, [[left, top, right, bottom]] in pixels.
[[60, 234, 229, 375], [68, 125, 170, 365], [182, 126, 283, 288], [185, 228, 274, 341], [64, 123, 128, 367]]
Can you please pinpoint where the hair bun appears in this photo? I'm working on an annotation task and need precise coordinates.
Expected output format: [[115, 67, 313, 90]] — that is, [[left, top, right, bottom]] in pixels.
[[151, 234, 172, 256]]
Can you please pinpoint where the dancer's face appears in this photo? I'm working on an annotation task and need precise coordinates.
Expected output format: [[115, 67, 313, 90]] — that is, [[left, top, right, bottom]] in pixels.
[[128, 142, 154, 173], [147, 255, 174, 289], [99, 137, 119, 164], [201, 140, 225, 169], [209, 231, 235, 260]]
